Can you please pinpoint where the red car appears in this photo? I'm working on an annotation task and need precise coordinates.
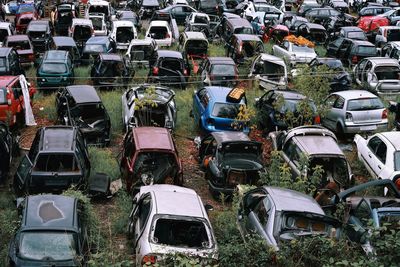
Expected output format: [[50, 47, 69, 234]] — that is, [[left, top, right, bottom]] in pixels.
[[4, 35, 35, 65], [358, 16, 389, 41], [16, 13, 37, 33], [0, 75, 36, 126], [264, 24, 290, 44]]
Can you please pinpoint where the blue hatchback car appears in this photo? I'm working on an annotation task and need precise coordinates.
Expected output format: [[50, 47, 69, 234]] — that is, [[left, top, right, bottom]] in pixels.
[[192, 86, 249, 133]]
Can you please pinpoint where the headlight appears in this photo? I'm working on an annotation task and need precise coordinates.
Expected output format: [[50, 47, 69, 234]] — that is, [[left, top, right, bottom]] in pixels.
[[41, 78, 46, 82]]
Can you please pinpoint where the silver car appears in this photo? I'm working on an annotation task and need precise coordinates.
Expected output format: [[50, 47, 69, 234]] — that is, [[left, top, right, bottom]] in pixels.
[[127, 185, 218, 265], [322, 90, 388, 134], [353, 57, 400, 100], [237, 186, 340, 250]]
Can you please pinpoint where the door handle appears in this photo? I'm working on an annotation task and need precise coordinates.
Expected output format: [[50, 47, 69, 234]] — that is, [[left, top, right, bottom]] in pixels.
[[378, 165, 382, 170], [368, 153, 372, 158]]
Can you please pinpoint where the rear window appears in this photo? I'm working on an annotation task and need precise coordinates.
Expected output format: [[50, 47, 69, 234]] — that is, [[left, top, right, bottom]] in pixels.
[[200, 0, 218, 8], [212, 102, 243, 119], [149, 26, 168, 39], [90, 17, 103, 30], [152, 218, 211, 248], [160, 59, 183, 70], [84, 44, 105, 53], [19, 18, 32, 25], [347, 97, 384, 111], [0, 29, 9, 42], [375, 66, 400, 80], [387, 29, 400, 41], [347, 31, 365, 39], [211, 64, 236, 75], [34, 154, 79, 172], [355, 46, 376, 55], [234, 27, 253, 35], [7, 40, 31, 50]]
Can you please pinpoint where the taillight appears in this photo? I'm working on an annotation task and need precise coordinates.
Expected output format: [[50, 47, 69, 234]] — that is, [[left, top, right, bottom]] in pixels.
[[165, 33, 170, 38], [206, 118, 215, 126], [7, 92, 11, 105], [314, 115, 321, 124], [352, 55, 358, 64], [183, 69, 188, 76], [345, 112, 353, 122], [382, 109, 388, 119], [395, 177, 400, 191], [152, 67, 159, 75], [210, 74, 215, 80], [239, 43, 243, 53], [28, 54, 34, 61], [142, 254, 157, 265]]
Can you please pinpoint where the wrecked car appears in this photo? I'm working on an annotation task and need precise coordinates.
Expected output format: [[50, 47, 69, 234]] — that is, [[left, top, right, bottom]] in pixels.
[[295, 22, 328, 45], [127, 185, 217, 265], [198, 56, 238, 87], [322, 90, 388, 135], [55, 85, 111, 146], [309, 57, 351, 92], [192, 87, 250, 133], [124, 39, 158, 68], [179, 31, 208, 64], [198, 131, 263, 199], [354, 57, 400, 100], [88, 12, 107, 36], [269, 126, 353, 192], [50, 36, 81, 65], [55, 3, 75, 36], [81, 36, 116, 65], [354, 131, 400, 186], [184, 12, 211, 38], [90, 53, 134, 90], [238, 186, 341, 250], [0, 47, 24, 76], [120, 127, 183, 193], [326, 38, 377, 66], [0, 22, 14, 47], [272, 36, 317, 66], [255, 89, 319, 134], [147, 50, 188, 89], [13, 126, 110, 196], [375, 26, 400, 47], [0, 75, 36, 127], [69, 18, 94, 50], [0, 122, 17, 183], [109, 20, 137, 51], [26, 20, 51, 54], [248, 53, 287, 90], [225, 34, 264, 64], [121, 85, 177, 131], [4, 35, 35, 67], [145, 20, 173, 47], [8, 195, 90, 266]]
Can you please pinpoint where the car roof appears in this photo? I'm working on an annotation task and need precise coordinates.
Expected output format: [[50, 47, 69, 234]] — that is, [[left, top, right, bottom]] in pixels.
[[293, 134, 344, 156], [388, 41, 400, 48], [0, 22, 11, 28], [208, 57, 235, 64], [0, 47, 12, 56], [364, 57, 399, 65], [211, 131, 250, 144], [150, 20, 169, 27], [100, 53, 123, 61], [341, 26, 363, 32], [140, 185, 206, 218], [44, 50, 68, 61], [380, 132, 400, 150], [130, 39, 154, 45], [265, 186, 324, 214], [234, 34, 261, 41], [205, 86, 246, 104], [333, 89, 379, 99], [157, 49, 183, 59], [352, 40, 374, 46], [259, 53, 285, 66], [7, 34, 29, 41], [274, 89, 306, 100], [23, 195, 77, 230], [183, 31, 207, 40], [66, 85, 101, 104], [40, 126, 76, 152], [52, 36, 77, 47], [87, 36, 109, 44], [113, 20, 134, 26], [0, 76, 18, 87], [132, 127, 175, 151]]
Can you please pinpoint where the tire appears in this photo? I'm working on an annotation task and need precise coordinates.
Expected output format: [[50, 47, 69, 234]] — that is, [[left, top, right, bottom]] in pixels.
[[336, 123, 345, 140]]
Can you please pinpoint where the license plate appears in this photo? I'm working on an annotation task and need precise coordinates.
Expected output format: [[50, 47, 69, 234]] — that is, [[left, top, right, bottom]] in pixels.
[[360, 125, 377, 131]]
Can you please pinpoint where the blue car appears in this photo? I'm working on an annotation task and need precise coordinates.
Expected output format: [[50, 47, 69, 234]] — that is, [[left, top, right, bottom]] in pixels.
[[192, 86, 249, 133]]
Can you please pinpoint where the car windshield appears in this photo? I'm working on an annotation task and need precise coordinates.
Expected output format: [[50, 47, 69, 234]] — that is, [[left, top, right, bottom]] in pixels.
[[222, 142, 260, 156], [375, 66, 400, 80], [18, 5, 34, 13], [322, 59, 344, 70], [152, 217, 211, 248], [347, 31, 365, 39], [90, 17, 103, 30], [29, 31, 45, 38], [395, 151, 400, 171], [40, 63, 67, 74], [356, 46, 376, 55], [212, 102, 243, 119], [19, 18, 32, 25], [133, 152, 177, 181], [211, 64, 236, 75], [7, 40, 31, 50], [84, 44, 105, 53], [292, 45, 314, 53], [34, 154, 79, 172], [19, 232, 77, 261], [347, 97, 384, 111], [378, 212, 400, 226]]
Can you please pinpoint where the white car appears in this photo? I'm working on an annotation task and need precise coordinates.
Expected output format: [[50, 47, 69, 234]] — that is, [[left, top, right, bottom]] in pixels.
[[128, 185, 218, 266], [109, 20, 137, 51], [243, 2, 284, 23], [272, 39, 317, 66], [145, 21, 173, 47], [354, 132, 400, 185], [0, 22, 14, 47], [87, 13, 108, 36], [85, 0, 112, 20]]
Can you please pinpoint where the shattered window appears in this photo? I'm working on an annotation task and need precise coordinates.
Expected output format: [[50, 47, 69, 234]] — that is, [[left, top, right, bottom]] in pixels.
[[153, 218, 210, 248], [20, 232, 77, 261]]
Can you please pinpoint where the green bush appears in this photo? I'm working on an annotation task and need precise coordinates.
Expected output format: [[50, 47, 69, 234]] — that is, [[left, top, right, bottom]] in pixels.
[[111, 191, 131, 235], [99, 90, 123, 134], [88, 147, 120, 181]]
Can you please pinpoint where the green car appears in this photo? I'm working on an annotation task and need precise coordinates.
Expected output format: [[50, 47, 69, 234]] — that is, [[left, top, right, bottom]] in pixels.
[[37, 50, 74, 90]]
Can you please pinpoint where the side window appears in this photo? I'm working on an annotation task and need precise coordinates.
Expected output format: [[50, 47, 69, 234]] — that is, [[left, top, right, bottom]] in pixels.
[[12, 80, 22, 99], [375, 142, 387, 163], [368, 136, 382, 154], [283, 41, 289, 50], [283, 140, 301, 166], [254, 198, 269, 227], [353, 199, 371, 226], [325, 94, 338, 107], [28, 131, 41, 161], [333, 96, 345, 109], [139, 194, 151, 231]]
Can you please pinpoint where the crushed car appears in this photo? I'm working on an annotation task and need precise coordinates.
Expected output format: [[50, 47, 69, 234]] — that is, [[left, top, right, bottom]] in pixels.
[[124, 38, 158, 68], [197, 131, 263, 199], [248, 53, 287, 90], [55, 85, 111, 146], [272, 36, 317, 66], [120, 127, 183, 193]]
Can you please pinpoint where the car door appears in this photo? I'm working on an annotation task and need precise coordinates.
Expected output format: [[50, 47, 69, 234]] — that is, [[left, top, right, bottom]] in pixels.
[[354, 58, 368, 85], [192, 88, 208, 124], [327, 37, 343, 57], [133, 194, 152, 257], [358, 136, 384, 179], [171, 6, 184, 24], [256, 91, 276, 128], [199, 134, 217, 162], [282, 138, 302, 177], [322, 94, 339, 130], [14, 154, 33, 193], [122, 88, 134, 125]]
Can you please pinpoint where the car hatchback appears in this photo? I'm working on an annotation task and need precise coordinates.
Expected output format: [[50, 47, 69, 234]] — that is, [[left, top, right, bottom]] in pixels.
[[37, 50, 74, 89]]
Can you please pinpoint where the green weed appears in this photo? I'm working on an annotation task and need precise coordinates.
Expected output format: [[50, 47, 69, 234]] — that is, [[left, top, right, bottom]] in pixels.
[[88, 147, 120, 181]]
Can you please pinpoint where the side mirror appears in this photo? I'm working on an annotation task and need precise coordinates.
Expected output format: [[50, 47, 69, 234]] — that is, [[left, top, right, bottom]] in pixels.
[[204, 204, 214, 213]]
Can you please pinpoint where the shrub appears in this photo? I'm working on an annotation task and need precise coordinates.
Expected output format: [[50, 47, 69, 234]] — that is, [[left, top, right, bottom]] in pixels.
[[88, 147, 120, 181]]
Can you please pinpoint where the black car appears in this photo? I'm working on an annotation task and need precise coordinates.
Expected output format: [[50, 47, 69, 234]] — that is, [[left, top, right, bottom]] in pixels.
[[198, 0, 219, 15], [297, 1, 321, 16], [305, 7, 341, 24], [337, 26, 367, 40], [0, 47, 24, 75], [56, 85, 111, 146], [255, 89, 319, 133], [326, 37, 377, 66], [295, 22, 328, 44], [198, 131, 263, 199], [90, 53, 134, 89], [0, 122, 17, 183], [26, 20, 51, 53], [327, 0, 349, 13], [198, 56, 238, 86], [81, 36, 116, 65], [13, 126, 109, 195], [50, 36, 81, 64], [309, 57, 351, 91], [139, 0, 161, 19], [8, 195, 89, 266], [148, 50, 189, 89], [55, 3, 75, 35]]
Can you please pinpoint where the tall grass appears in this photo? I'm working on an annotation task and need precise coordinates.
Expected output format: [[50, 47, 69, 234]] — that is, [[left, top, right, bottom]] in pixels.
[[0, 191, 19, 265], [34, 92, 57, 122], [88, 147, 121, 181], [99, 90, 123, 133], [74, 66, 91, 85], [175, 87, 197, 137]]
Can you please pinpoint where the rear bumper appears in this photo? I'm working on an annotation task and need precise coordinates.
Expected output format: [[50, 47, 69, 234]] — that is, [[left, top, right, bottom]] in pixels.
[[343, 122, 388, 133]]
